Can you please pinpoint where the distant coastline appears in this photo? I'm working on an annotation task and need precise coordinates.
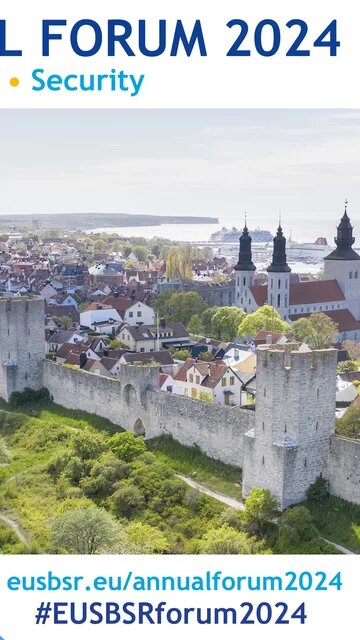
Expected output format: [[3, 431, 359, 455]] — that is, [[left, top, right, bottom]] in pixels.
[[0, 212, 219, 232]]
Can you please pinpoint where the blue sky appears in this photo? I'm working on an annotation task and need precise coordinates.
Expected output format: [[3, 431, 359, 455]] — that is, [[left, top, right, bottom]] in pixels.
[[0, 110, 359, 228]]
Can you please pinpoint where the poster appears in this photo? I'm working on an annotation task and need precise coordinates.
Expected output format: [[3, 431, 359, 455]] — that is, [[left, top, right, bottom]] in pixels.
[[0, 1, 358, 638]]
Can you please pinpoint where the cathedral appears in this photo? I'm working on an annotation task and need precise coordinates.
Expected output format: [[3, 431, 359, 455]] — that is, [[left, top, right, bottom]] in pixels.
[[234, 204, 360, 341]]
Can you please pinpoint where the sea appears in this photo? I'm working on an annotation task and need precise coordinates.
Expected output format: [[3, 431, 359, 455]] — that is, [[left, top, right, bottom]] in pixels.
[[88, 217, 342, 244]]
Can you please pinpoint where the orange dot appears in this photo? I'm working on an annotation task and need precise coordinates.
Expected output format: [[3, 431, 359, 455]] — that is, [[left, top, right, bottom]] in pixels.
[[10, 77, 20, 87]]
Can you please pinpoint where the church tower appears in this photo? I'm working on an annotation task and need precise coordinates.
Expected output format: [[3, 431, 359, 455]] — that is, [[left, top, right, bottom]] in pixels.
[[324, 202, 360, 320], [234, 220, 256, 313], [267, 223, 291, 321]]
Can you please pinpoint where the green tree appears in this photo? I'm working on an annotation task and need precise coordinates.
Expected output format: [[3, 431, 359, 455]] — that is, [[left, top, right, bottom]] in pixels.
[[274, 506, 331, 553], [187, 314, 203, 335], [243, 487, 278, 533], [238, 305, 289, 337], [287, 313, 338, 348], [72, 430, 107, 461], [126, 522, 170, 554], [52, 507, 119, 554], [61, 316, 72, 329], [110, 432, 146, 462], [336, 404, 360, 440], [197, 525, 265, 554], [201, 307, 217, 336], [211, 307, 246, 341], [80, 454, 129, 499], [167, 292, 207, 326], [169, 348, 192, 361], [337, 360, 359, 373], [111, 485, 145, 519], [131, 245, 148, 263], [198, 351, 213, 362]]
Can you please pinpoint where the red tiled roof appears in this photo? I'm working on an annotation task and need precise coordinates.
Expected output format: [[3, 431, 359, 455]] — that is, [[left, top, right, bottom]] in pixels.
[[101, 296, 134, 316], [160, 373, 169, 387], [289, 309, 360, 332], [250, 279, 345, 307], [249, 285, 268, 306], [289, 280, 345, 305], [174, 358, 230, 389]]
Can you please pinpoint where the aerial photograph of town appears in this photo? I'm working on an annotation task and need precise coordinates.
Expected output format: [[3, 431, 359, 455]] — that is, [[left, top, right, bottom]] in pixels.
[[0, 109, 359, 555]]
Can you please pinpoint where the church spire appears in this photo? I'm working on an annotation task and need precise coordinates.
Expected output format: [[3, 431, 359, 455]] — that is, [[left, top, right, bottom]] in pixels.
[[234, 216, 256, 272], [267, 223, 291, 273], [325, 201, 360, 261]]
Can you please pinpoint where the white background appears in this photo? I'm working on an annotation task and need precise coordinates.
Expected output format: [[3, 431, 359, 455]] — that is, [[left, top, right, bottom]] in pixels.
[[0, 0, 358, 107], [0, 555, 355, 639]]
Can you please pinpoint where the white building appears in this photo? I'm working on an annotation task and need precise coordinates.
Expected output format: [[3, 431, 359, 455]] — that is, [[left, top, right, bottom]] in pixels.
[[173, 358, 246, 406]]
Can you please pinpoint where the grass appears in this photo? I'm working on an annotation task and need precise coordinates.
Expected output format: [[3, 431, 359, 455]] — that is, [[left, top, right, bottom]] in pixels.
[[0, 399, 122, 550], [147, 435, 242, 500], [306, 495, 360, 553]]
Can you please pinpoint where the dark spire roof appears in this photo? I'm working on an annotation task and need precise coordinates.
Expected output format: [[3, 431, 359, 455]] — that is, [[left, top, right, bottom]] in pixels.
[[267, 223, 291, 273], [234, 218, 256, 272], [325, 202, 360, 261]]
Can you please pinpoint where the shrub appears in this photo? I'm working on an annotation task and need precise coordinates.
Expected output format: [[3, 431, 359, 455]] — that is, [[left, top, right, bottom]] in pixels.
[[111, 485, 145, 519], [110, 432, 146, 462], [9, 387, 50, 408], [306, 476, 329, 502]]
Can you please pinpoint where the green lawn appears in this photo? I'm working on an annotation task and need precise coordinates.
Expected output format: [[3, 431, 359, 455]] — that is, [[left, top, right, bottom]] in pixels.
[[306, 496, 360, 553], [147, 435, 242, 500]]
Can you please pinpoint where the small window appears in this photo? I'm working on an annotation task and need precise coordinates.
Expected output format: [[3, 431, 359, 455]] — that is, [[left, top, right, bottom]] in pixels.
[[140, 348, 145, 353], [316, 421, 318, 430], [262, 456, 265, 465], [230, 376, 235, 386], [189, 374, 193, 383], [129, 311, 133, 317], [349, 272, 353, 279], [355, 271, 358, 279], [221, 377, 227, 387], [243, 277, 246, 286], [284, 424, 287, 433], [196, 375, 200, 385], [278, 279, 281, 289], [277, 294, 281, 306], [264, 388, 266, 397], [166, 385, 173, 392], [304, 458, 307, 468], [137, 311, 141, 317], [317, 388, 320, 398], [262, 422, 265, 431]]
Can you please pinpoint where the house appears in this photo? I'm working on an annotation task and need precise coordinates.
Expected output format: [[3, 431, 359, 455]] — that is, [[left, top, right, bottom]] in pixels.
[[222, 346, 257, 374], [39, 282, 58, 302], [160, 372, 182, 394], [336, 377, 358, 403], [80, 308, 122, 335], [45, 303, 80, 327], [83, 357, 118, 378], [46, 329, 85, 353], [100, 296, 155, 326], [253, 331, 289, 347], [54, 342, 100, 366], [117, 321, 191, 353], [173, 358, 245, 406]]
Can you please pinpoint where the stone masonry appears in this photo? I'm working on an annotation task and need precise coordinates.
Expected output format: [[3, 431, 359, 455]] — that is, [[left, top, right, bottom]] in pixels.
[[0, 298, 359, 508]]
